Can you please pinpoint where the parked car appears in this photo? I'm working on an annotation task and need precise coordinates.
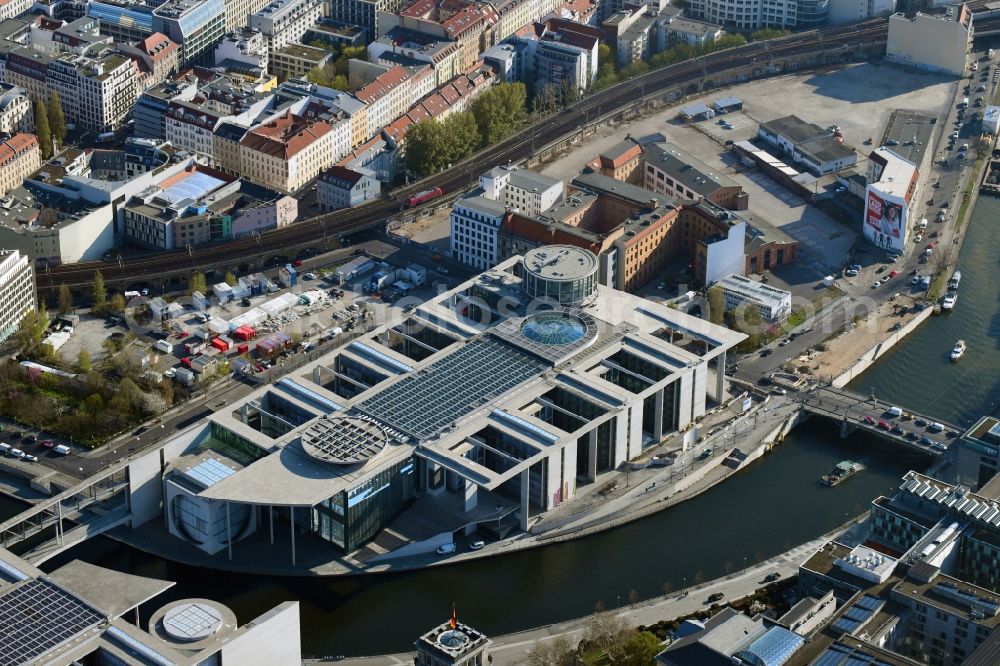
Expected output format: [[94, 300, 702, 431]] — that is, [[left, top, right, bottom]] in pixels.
[[914, 418, 928, 427], [436, 543, 457, 555], [863, 416, 877, 425], [708, 592, 724, 603], [764, 572, 781, 582], [40, 440, 55, 448], [469, 540, 485, 551], [53, 444, 71, 455]]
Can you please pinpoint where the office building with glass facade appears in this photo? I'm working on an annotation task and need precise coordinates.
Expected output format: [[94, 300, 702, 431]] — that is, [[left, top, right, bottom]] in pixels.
[[869, 471, 1000, 593], [134, 252, 743, 562], [153, 0, 225, 66]]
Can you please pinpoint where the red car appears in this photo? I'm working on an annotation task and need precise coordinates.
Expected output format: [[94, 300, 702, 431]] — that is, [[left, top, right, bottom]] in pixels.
[[863, 415, 877, 425], [292, 259, 303, 267], [40, 439, 55, 448], [888, 270, 898, 278], [877, 418, 891, 430]]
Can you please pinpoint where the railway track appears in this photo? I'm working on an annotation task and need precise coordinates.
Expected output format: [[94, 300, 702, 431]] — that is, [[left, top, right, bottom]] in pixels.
[[42, 19, 890, 291]]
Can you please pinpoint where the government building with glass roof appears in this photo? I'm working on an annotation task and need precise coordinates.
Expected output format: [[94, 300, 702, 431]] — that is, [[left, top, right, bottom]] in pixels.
[[126, 247, 745, 563]]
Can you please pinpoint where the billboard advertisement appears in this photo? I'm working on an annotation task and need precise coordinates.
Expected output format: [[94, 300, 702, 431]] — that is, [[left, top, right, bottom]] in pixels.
[[864, 187, 906, 253]]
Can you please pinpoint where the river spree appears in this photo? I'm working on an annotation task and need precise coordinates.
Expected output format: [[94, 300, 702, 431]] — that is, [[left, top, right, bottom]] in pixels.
[[850, 194, 1000, 425], [3, 421, 917, 656], [7, 198, 1000, 656]]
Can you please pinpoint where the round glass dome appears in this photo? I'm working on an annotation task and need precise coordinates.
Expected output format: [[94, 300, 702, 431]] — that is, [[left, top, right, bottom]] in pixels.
[[519, 313, 587, 346], [438, 629, 470, 649]]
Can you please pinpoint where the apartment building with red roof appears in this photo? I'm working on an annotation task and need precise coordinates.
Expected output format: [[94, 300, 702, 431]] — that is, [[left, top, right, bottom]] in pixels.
[[239, 111, 336, 193]]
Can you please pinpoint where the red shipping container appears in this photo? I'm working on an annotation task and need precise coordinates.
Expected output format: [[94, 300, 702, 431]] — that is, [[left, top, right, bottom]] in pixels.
[[237, 343, 249, 354], [210, 338, 229, 352]]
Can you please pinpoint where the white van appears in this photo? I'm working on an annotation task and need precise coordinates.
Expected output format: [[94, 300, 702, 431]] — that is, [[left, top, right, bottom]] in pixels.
[[928, 422, 944, 433], [887, 406, 903, 418], [436, 543, 456, 555], [53, 444, 71, 455]]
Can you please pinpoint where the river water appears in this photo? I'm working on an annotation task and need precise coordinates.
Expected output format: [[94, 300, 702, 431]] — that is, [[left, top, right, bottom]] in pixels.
[[1, 421, 918, 656], [4, 197, 999, 656], [849, 194, 1000, 425]]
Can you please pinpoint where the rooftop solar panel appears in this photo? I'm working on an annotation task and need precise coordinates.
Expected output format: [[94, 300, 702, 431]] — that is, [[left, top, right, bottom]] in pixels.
[[855, 595, 883, 611], [0, 579, 104, 665], [358, 338, 546, 440], [182, 458, 236, 489], [831, 618, 861, 634]]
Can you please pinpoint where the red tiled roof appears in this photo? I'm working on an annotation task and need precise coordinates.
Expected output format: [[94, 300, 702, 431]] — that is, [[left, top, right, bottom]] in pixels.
[[355, 65, 410, 103], [240, 111, 333, 160], [0, 133, 37, 166], [139, 33, 178, 62]]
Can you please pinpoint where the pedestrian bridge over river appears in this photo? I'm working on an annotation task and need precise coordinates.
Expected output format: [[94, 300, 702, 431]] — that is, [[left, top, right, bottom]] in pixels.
[[798, 385, 962, 456], [0, 463, 131, 565]]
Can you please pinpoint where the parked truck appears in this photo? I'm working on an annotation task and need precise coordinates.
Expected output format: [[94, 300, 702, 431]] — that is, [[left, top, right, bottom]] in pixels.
[[154, 339, 174, 354]]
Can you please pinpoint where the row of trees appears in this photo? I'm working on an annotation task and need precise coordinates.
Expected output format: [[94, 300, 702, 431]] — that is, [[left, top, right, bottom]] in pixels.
[[592, 28, 790, 93], [526, 612, 662, 666], [33, 91, 67, 160], [404, 83, 528, 176]]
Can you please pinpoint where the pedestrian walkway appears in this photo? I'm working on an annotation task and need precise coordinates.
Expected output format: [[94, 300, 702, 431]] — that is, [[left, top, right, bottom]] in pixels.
[[328, 518, 866, 666]]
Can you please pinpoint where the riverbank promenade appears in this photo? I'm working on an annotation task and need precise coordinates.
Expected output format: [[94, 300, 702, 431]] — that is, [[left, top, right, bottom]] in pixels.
[[327, 520, 867, 665]]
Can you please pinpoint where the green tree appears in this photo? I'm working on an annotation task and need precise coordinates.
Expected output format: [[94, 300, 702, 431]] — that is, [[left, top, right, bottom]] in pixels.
[[751, 27, 790, 41], [34, 99, 52, 159], [593, 63, 620, 90], [404, 112, 480, 176], [597, 42, 615, 68], [736, 302, 763, 350], [620, 60, 649, 79], [306, 64, 349, 90], [470, 82, 527, 145], [189, 271, 207, 295], [81, 393, 104, 418], [57, 284, 73, 315], [77, 349, 92, 373], [92, 270, 107, 310], [15, 306, 47, 351], [621, 631, 663, 665], [444, 111, 480, 159], [707, 285, 725, 325], [47, 91, 67, 144], [117, 377, 145, 415], [224, 271, 237, 287], [109, 293, 126, 314]]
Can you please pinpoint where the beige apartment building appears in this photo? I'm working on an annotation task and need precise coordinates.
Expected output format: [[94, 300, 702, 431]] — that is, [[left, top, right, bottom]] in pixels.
[[0, 133, 39, 197], [239, 111, 335, 193]]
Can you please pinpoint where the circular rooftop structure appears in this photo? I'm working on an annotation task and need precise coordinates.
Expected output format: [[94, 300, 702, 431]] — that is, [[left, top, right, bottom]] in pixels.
[[522, 245, 598, 306], [301, 415, 389, 465], [438, 629, 471, 650], [161, 602, 225, 642], [519, 311, 589, 346]]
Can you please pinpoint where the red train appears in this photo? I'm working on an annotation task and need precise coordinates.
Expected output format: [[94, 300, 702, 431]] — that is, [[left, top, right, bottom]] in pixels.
[[406, 187, 443, 208]]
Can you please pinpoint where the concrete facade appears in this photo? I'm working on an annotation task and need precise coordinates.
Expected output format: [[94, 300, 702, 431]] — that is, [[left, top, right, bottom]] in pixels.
[[887, 3, 971, 77]]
